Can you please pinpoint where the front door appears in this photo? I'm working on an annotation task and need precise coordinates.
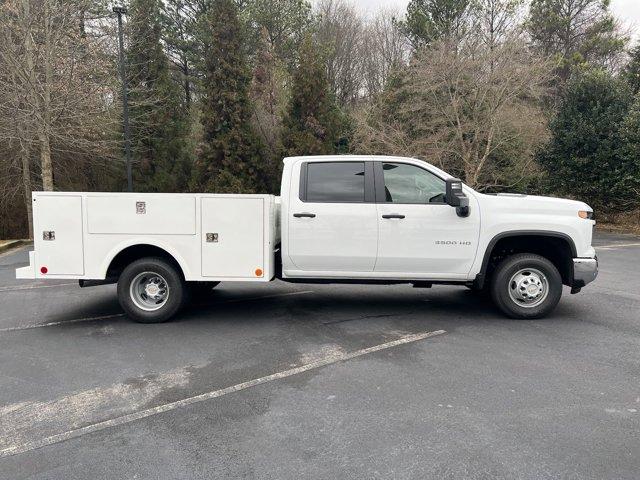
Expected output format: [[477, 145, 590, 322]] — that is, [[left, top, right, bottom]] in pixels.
[[374, 161, 480, 276], [287, 161, 378, 273]]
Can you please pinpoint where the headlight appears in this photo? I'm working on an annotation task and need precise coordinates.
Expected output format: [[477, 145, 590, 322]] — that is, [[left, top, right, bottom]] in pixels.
[[578, 210, 594, 220]]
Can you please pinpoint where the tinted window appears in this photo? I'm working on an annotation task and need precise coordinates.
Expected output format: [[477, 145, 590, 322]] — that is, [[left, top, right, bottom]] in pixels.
[[382, 163, 445, 204], [306, 162, 365, 202]]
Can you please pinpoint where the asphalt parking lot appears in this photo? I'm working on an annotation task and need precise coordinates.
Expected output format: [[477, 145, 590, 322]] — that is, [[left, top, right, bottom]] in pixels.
[[0, 231, 639, 479]]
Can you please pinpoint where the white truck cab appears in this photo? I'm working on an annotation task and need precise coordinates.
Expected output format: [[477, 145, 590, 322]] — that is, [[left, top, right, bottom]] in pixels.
[[17, 155, 598, 322]]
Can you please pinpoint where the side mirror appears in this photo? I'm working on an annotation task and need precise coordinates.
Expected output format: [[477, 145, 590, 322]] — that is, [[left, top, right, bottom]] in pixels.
[[445, 178, 470, 217]]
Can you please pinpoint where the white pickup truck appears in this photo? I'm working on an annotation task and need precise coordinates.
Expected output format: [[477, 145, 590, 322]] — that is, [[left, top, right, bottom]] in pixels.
[[16, 155, 598, 322]]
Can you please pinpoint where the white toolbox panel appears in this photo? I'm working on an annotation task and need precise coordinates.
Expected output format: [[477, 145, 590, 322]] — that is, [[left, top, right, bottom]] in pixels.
[[201, 197, 264, 277], [86, 195, 196, 235], [34, 195, 84, 275]]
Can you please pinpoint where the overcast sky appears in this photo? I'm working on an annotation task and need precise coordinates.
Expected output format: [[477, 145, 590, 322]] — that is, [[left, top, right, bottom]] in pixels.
[[349, 0, 640, 42]]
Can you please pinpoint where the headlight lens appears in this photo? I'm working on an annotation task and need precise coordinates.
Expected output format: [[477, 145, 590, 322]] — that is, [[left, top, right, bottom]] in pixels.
[[578, 210, 594, 220]]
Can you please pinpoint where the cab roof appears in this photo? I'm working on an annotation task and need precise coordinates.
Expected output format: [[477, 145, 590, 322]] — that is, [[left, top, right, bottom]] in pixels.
[[282, 155, 453, 180]]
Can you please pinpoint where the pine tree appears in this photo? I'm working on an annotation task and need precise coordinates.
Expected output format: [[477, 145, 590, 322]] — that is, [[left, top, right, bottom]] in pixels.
[[245, 0, 312, 68], [127, 0, 191, 192], [397, 0, 471, 49], [250, 28, 288, 191], [281, 35, 349, 157], [161, 0, 201, 108], [527, 0, 625, 84], [191, 0, 267, 193]]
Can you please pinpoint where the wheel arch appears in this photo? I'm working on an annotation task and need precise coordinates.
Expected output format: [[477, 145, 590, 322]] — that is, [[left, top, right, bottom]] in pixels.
[[101, 240, 190, 281], [475, 231, 577, 289]]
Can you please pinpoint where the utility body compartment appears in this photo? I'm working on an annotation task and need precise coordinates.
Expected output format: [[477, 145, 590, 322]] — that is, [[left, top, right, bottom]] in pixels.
[[33, 194, 84, 276], [17, 192, 278, 282]]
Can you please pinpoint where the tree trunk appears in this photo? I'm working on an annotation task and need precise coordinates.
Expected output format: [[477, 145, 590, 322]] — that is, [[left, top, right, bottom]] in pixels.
[[19, 140, 34, 239], [40, 0, 54, 191], [184, 59, 191, 107], [39, 130, 53, 191]]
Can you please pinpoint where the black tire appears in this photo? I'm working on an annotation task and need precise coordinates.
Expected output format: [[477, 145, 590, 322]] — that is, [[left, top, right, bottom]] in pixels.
[[490, 253, 562, 319], [117, 257, 185, 323]]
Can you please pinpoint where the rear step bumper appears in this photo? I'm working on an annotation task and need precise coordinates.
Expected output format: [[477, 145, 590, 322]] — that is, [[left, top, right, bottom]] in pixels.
[[15, 251, 36, 279]]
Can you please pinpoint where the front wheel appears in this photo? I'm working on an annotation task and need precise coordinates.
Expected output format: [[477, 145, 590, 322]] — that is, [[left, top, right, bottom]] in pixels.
[[490, 253, 563, 319], [117, 257, 185, 323]]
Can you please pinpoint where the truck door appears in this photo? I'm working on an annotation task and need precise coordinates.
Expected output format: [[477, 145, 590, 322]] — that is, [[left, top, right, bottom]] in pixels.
[[374, 161, 480, 276], [287, 161, 378, 273]]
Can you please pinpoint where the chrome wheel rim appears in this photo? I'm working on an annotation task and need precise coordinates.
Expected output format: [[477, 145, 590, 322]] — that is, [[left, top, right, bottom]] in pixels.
[[508, 268, 549, 308], [129, 271, 170, 312]]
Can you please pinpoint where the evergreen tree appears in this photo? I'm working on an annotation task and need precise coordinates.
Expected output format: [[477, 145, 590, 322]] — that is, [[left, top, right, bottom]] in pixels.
[[191, 0, 267, 193], [281, 35, 349, 157], [397, 0, 471, 49], [250, 28, 288, 191], [127, 0, 192, 192], [527, 0, 625, 84], [160, 0, 201, 107], [623, 43, 640, 95], [245, 0, 312, 68], [538, 69, 636, 212], [616, 94, 640, 211]]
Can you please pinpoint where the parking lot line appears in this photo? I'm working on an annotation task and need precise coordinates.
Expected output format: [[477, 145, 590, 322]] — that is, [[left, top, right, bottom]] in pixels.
[[0, 314, 125, 333], [0, 329, 446, 458], [596, 243, 640, 250], [0, 291, 314, 333], [0, 282, 78, 292]]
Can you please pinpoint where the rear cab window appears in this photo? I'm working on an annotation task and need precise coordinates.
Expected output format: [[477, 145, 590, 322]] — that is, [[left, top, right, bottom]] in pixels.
[[301, 162, 366, 203]]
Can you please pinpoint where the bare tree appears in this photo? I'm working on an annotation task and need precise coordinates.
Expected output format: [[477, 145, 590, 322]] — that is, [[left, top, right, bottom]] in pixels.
[[314, 0, 365, 106], [354, 36, 552, 190], [360, 8, 410, 98], [473, 0, 525, 51], [0, 0, 119, 237]]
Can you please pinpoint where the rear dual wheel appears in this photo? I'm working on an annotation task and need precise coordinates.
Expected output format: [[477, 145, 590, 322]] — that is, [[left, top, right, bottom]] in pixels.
[[117, 257, 185, 323]]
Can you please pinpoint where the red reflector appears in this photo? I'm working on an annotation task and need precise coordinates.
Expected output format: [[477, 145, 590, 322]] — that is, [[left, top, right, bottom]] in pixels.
[[40, 266, 48, 274]]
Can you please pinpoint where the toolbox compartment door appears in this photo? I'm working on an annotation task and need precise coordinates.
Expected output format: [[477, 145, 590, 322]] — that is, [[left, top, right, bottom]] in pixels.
[[33, 195, 84, 275], [86, 195, 196, 235], [201, 197, 264, 278]]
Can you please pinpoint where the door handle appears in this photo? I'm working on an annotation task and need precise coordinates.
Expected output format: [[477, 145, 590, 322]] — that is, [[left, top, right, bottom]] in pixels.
[[293, 212, 316, 218], [382, 214, 405, 219]]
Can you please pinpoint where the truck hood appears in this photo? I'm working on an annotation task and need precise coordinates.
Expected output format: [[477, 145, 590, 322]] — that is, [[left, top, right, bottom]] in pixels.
[[481, 193, 592, 213]]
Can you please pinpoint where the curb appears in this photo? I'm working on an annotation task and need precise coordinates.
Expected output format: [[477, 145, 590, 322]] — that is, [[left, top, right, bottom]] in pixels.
[[0, 240, 31, 255]]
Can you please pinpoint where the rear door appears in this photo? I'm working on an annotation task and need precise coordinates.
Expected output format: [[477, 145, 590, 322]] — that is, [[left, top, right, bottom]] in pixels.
[[287, 161, 378, 272], [33, 195, 84, 275]]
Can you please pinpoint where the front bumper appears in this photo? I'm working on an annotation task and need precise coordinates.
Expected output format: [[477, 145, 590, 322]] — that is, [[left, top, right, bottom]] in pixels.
[[573, 257, 598, 288]]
